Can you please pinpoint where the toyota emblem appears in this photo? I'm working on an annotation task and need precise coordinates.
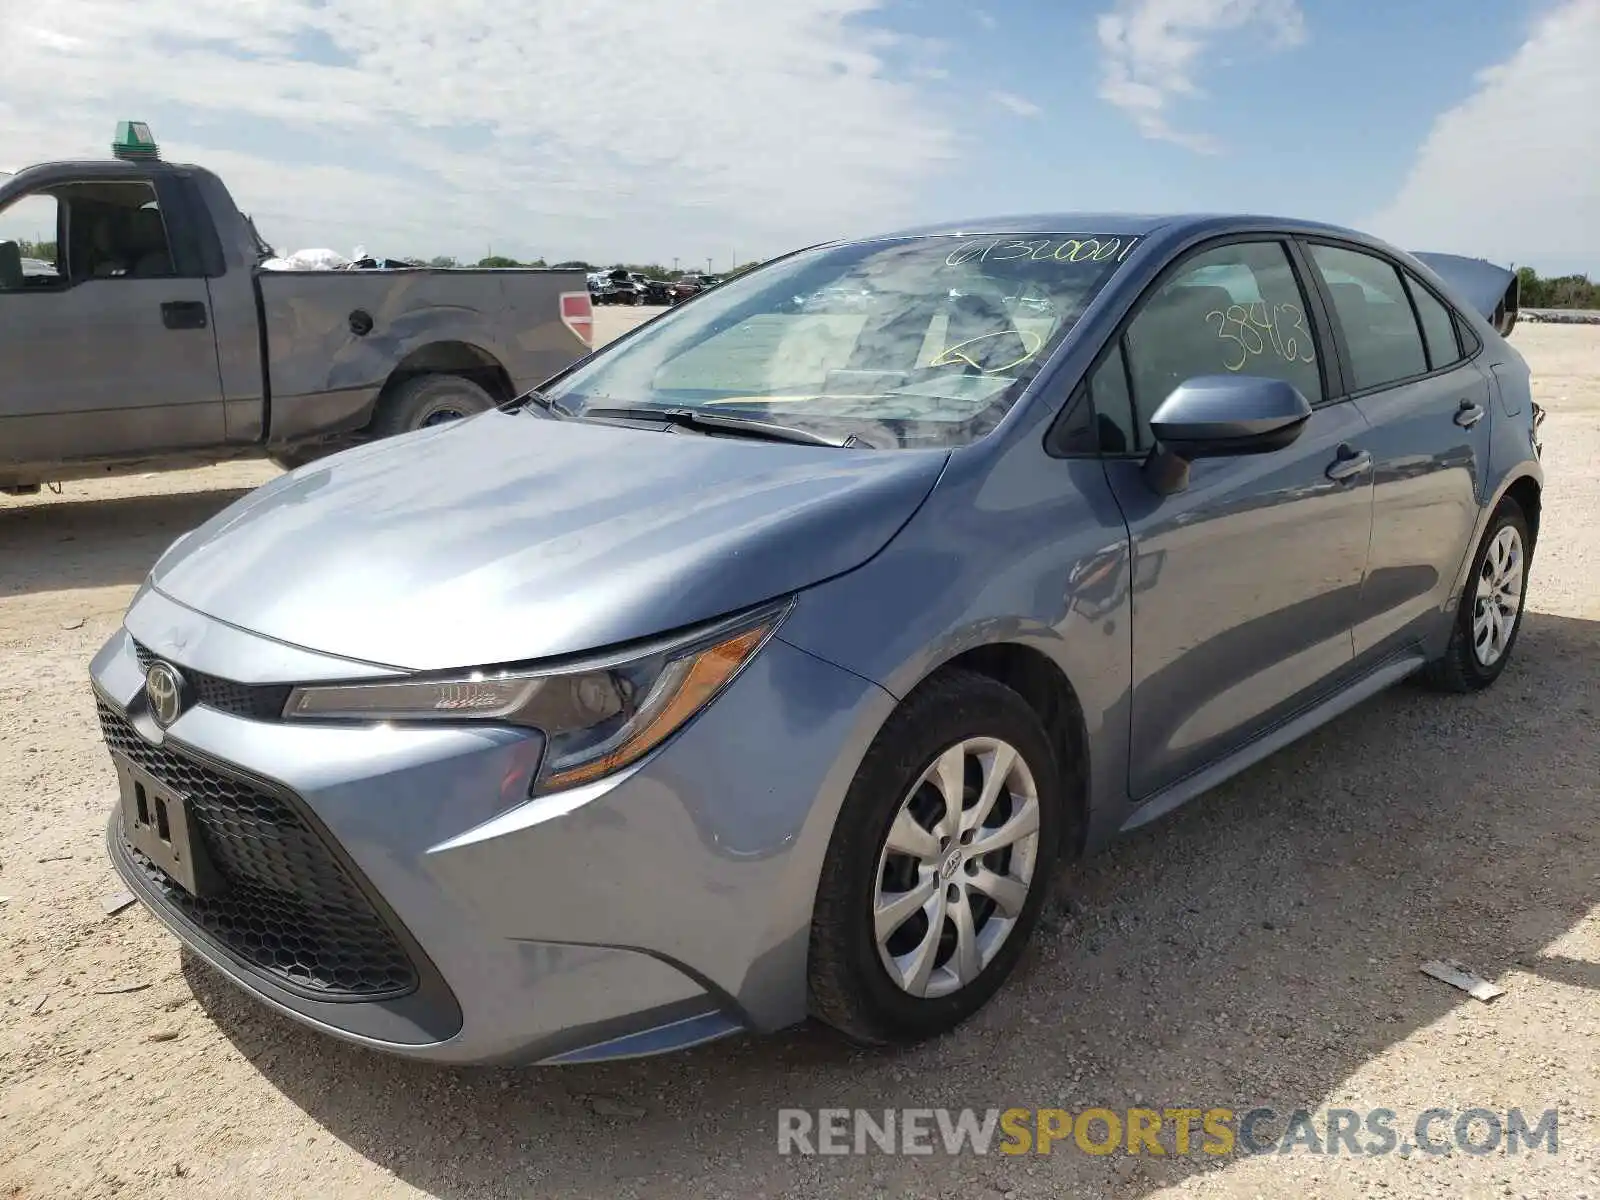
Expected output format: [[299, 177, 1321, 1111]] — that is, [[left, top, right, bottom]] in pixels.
[[144, 661, 188, 728]]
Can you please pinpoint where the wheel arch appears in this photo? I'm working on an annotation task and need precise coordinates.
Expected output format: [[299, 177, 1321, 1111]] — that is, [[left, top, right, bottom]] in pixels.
[[379, 339, 515, 408], [1450, 467, 1543, 608], [911, 642, 1091, 860], [1502, 472, 1542, 552]]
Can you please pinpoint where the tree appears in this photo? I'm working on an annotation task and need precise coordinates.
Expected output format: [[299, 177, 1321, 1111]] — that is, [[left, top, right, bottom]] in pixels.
[[476, 255, 522, 268], [1516, 267, 1545, 308], [427, 255, 458, 268], [1516, 265, 1597, 310]]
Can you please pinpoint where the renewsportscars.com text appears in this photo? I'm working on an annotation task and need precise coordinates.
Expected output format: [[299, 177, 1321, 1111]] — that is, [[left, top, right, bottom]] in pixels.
[[777, 1106, 1560, 1158]]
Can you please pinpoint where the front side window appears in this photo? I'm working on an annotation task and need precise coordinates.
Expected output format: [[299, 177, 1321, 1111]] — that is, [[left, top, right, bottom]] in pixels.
[[1309, 244, 1428, 391], [0, 193, 61, 290], [543, 233, 1143, 449], [1121, 240, 1323, 443], [0, 180, 174, 289], [66, 182, 174, 281], [1089, 342, 1137, 453]]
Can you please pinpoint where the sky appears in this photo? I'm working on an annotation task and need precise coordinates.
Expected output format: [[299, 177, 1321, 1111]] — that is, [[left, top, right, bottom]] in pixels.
[[1, 0, 1596, 275]]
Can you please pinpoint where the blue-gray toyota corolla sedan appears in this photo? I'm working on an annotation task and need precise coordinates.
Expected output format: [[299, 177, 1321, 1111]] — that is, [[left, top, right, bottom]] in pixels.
[[92, 214, 1545, 1065]]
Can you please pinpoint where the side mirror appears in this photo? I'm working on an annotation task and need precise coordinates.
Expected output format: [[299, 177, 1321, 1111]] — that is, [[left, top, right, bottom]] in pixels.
[[1143, 375, 1314, 495]]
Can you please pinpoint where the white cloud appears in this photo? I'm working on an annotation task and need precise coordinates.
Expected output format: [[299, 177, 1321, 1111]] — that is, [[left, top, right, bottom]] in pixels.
[[1367, 0, 1600, 275], [975, 10, 998, 29], [989, 90, 1043, 118], [0, 1, 957, 263], [1095, 0, 1305, 153]]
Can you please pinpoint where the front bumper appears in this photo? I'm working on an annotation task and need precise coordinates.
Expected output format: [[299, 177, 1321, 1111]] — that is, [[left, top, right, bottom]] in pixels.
[[93, 588, 896, 1065]]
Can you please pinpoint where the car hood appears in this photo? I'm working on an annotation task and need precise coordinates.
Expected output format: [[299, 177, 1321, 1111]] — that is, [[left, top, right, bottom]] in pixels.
[[150, 411, 948, 671]]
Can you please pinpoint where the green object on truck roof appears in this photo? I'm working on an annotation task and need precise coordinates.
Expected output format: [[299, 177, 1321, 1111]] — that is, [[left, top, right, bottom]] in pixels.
[[112, 121, 160, 162]]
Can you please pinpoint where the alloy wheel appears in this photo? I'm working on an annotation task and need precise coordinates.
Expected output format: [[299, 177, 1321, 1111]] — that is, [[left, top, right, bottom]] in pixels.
[[872, 737, 1041, 999], [1472, 525, 1524, 667]]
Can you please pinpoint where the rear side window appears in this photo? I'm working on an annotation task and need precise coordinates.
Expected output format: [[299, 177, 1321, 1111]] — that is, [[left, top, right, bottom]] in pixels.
[[1122, 240, 1323, 442], [1405, 274, 1463, 370], [1309, 245, 1427, 391]]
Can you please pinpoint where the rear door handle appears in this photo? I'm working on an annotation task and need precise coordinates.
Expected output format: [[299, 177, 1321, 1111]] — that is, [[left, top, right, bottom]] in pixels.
[[161, 301, 209, 331], [1326, 444, 1372, 483], [1455, 400, 1485, 428]]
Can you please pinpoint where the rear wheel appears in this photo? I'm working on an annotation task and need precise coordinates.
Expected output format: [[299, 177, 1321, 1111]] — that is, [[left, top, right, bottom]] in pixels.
[[369, 374, 497, 439], [808, 669, 1062, 1046], [1424, 496, 1532, 692]]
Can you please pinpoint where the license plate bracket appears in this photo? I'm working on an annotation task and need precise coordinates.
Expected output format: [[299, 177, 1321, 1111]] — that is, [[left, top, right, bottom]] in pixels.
[[116, 757, 222, 897]]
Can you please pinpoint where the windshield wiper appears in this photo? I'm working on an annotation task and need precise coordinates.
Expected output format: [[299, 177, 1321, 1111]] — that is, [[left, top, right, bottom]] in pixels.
[[511, 389, 575, 417], [577, 405, 859, 448]]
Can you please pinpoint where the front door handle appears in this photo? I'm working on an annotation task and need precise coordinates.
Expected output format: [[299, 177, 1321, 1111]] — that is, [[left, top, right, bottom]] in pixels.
[[161, 301, 209, 331], [1455, 399, 1485, 428], [1326, 444, 1372, 483]]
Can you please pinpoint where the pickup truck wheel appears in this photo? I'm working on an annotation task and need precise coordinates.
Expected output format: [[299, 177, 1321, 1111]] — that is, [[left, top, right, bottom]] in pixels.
[[371, 374, 497, 438]]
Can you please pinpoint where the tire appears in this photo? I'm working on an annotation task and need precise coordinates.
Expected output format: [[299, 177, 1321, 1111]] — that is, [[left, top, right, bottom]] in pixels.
[[1423, 495, 1533, 692], [807, 669, 1063, 1046], [368, 374, 497, 439]]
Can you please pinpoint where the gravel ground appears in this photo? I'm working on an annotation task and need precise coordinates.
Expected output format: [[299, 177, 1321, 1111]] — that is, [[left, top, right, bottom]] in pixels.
[[1, 316, 1596, 1200]]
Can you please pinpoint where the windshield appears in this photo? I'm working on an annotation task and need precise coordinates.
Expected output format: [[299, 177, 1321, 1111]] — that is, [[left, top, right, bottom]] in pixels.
[[543, 233, 1141, 449]]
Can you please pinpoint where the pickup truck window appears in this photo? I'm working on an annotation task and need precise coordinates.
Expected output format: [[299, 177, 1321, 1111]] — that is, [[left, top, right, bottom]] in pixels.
[[0, 180, 175, 288], [0, 193, 61, 291]]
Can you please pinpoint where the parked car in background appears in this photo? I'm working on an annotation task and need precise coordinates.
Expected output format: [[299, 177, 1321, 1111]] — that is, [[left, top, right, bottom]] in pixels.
[[668, 273, 724, 303], [591, 268, 644, 306], [94, 211, 1540, 1066], [0, 126, 593, 492], [641, 277, 675, 305]]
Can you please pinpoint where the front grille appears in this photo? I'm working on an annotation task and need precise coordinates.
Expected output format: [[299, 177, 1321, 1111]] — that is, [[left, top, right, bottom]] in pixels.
[[99, 701, 418, 999], [132, 642, 292, 721]]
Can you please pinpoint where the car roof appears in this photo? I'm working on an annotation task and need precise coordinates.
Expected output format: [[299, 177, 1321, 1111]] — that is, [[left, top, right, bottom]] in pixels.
[[6, 158, 202, 185], [853, 211, 1374, 244]]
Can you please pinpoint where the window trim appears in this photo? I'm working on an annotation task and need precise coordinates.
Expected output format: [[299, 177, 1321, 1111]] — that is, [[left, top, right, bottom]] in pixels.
[[1044, 232, 1338, 460], [1297, 236, 1484, 400]]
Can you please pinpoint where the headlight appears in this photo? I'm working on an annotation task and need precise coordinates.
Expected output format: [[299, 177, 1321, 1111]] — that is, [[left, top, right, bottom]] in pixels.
[[283, 603, 787, 793]]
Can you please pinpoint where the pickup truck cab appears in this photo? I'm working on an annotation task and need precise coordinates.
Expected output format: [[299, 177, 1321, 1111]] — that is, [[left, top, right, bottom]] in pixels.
[[0, 126, 593, 493]]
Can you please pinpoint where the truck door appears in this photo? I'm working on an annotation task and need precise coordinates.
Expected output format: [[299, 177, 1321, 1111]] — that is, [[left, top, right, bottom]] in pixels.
[[0, 175, 225, 471]]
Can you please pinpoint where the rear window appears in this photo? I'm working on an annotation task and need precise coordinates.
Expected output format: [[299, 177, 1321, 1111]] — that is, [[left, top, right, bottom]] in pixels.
[[544, 233, 1142, 449]]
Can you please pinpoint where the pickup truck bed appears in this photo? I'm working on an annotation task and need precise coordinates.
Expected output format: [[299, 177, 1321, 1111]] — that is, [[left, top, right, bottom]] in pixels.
[[0, 155, 593, 492]]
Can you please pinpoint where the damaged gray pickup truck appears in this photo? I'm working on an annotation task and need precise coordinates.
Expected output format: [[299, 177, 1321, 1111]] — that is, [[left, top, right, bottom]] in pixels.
[[0, 138, 594, 494]]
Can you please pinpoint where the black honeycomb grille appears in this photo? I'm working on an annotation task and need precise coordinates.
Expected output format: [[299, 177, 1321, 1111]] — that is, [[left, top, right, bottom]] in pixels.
[[99, 701, 418, 1000], [132, 642, 292, 721]]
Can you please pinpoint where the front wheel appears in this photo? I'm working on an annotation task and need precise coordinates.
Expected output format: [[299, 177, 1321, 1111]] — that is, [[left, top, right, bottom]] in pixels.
[[1424, 495, 1533, 692], [807, 669, 1062, 1046]]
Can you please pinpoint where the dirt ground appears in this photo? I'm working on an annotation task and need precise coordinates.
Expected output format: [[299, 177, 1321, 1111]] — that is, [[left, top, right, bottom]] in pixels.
[[1, 315, 1597, 1200]]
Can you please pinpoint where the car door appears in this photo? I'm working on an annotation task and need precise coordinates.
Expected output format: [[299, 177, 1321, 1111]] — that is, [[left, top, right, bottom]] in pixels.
[[1302, 242, 1495, 664], [1090, 238, 1376, 798], [0, 176, 224, 470]]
